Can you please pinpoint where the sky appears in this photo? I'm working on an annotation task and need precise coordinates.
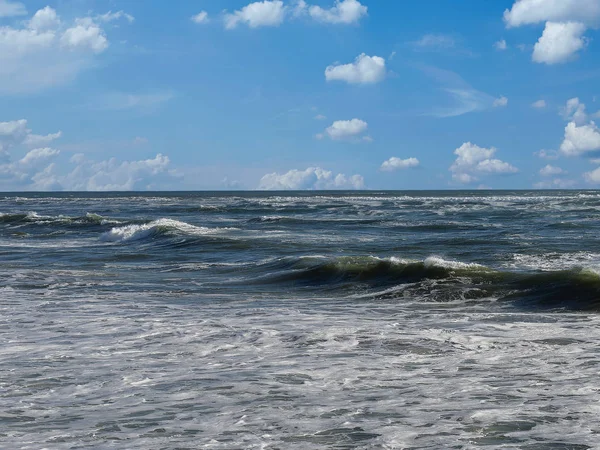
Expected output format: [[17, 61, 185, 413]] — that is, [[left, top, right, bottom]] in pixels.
[[1, 0, 600, 191]]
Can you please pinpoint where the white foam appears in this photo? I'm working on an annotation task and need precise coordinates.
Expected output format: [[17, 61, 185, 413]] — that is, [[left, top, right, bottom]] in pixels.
[[424, 256, 486, 270], [99, 218, 211, 242]]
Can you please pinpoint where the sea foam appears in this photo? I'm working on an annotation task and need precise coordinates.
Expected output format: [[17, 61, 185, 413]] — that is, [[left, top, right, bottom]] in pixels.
[[100, 218, 210, 243]]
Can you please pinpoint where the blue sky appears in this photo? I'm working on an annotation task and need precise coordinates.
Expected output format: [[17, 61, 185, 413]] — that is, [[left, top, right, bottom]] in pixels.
[[1, 0, 600, 190]]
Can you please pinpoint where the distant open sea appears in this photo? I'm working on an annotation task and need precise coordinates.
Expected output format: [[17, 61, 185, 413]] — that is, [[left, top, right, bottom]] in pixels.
[[3, 191, 600, 448]]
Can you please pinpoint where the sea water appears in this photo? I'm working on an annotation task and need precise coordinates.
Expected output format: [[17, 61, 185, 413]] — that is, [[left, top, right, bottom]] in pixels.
[[1, 191, 600, 448]]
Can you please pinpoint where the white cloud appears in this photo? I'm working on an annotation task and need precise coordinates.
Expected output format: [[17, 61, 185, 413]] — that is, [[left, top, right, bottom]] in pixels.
[[504, 0, 600, 27], [450, 142, 518, 184], [325, 54, 386, 84], [61, 18, 108, 53], [413, 33, 456, 50], [97, 11, 135, 23], [562, 97, 587, 125], [0, 0, 26, 17], [0, 7, 126, 94], [307, 0, 367, 25], [584, 167, 600, 184], [494, 39, 508, 50], [534, 178, 576, 188], [532, 99, 547, 108], [224, 1, 285, 29], [259, 167, 364, 190], [23, 131, 62, 147], [191, 11, 209, 24], [0, 119, 177, 191], [560, 121, 600, 156], [539, 164, 564, 176], [535, 149, 559, 159], [493, 96, 508, 107], [321, 118, 368, 140], [28, 6, 60, 31], [19, 147, 60, 166], [380, 157, 420, 172], [314, 114, 327, 120], [532, 21, 587, 64]]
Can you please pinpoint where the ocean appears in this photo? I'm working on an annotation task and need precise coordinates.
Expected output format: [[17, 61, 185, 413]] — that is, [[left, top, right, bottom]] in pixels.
[[2, 191, 600, 449]]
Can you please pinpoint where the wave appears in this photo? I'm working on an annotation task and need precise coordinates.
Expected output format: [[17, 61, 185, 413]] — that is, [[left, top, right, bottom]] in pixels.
[[99, 218, 214, 243], [0, 211, 123, 226], [231, 254, 600, 311]]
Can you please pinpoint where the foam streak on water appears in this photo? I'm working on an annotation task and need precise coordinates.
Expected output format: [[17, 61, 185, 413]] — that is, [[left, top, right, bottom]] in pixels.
[[2, 191, 600, 448]]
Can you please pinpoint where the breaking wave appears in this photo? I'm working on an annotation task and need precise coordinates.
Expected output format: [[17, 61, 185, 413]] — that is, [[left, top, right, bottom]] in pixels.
[[99, 219, 213, 242]]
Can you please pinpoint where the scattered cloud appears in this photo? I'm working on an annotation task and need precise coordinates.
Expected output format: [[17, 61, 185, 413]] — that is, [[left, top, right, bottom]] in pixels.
[[560, 121, 600, 156], [419, 65, 496, 118], [224, 1, 285, 29], [314, 114, 327, 120], [0, 119, 176, 190], [584, 166, 600, 183], [325, 53, 386, 84], [532, 99, 547, 108], [504, 0, 600, 27], [534, 178, 576, 188], [0, 0, 26, 18], [535, 149, 559, 159], [532, 21, 587, 65], [318, 118, 369, 141], [562, 97, 587, 125], [259, 166, 364, 190], [413, 33, 456, 50], [0, 6, 129, 94], [191, 11, 209, 24], [504, 0, 599, 65], [380, 157, 420, 172], [304, 0, 367, 25], [494, 39, 508, 50], [493, 96, 508, 107], [97, 10, 135, 23], [539, 164, 565, 176], [450, 142, 518, 184]]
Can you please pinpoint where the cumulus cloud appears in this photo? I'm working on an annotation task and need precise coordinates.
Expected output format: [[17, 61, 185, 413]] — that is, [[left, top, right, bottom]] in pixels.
[[534, 149, 559, 159], [539, 164, 564, 176], [224, 1, 285, 29], [325, 54, 386, 84], [96, 11, 135, 23], [534, 178, 576, 189], [532, 99, 547, 108], [259, 167, 364, 190], [584, 165, 600, 183], [494, 39, 508, 50], [450, 142, 518, 184], [504, 1, 598, 65], [191, 11, 209, 24], [305, 0, 367, 24], [380, 157, 420, 172], [0, 0, 26, 17], [0, 6, 127, 94], [562, 97, 587, 125], [504, 0, 600, 27], [493, 96, 508, 107], [560, 121, 600, 156], [532, 21, 587, 64], [319, 118, 368, 141], [0, 119, 177, 190]]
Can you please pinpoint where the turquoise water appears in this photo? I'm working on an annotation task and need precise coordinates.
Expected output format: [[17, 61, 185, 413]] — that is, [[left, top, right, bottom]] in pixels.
[[2, 191, 600, 448]]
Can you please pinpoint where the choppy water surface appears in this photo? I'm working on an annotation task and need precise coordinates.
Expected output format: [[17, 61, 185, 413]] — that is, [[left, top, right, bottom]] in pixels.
[[2, 191, 600, 448]]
